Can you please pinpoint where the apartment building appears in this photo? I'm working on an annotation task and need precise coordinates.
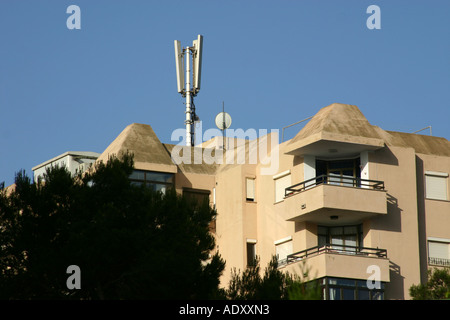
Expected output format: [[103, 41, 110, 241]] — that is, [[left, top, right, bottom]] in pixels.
[[32, 103, 450, 300], [207, 103, 449, 300], [32, 151, 100, 183]]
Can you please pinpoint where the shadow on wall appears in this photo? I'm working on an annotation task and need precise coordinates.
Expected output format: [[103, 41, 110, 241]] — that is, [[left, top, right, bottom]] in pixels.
[[370, 193, 402, 233], [371, 147, 399, 166], [387, 260, 405, 300], [293, 155, 303, 167], [385, 193, 403, 233], [415, 155, 428, 285], [174, 170, 193, 190]]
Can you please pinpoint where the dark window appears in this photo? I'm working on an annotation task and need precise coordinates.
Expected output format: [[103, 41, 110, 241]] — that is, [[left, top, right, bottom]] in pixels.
[[129, 170, 174, 193], [321, 277, 385, 300], [247, 242, 256, 267], [318, 224, 363, 251], [342, 288, 355, 300], [183, 188, 214, 233], [316, 158, 361, 186], [183, 188, 210, 206], [358, 290, 370, 300]]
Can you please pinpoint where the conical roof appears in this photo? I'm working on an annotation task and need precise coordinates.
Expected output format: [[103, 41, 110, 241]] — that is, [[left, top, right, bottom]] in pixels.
[[97, 123, 177, 172], [284, 103, 385, 156]]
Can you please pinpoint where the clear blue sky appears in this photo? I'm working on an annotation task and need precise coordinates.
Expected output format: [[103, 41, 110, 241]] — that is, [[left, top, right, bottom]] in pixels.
[[1, 0, 449, 187]]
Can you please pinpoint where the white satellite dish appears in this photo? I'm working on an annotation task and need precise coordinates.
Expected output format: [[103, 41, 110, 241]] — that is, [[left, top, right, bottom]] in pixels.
[[215, 112, 232, 130], [214, 102, 231, 150]]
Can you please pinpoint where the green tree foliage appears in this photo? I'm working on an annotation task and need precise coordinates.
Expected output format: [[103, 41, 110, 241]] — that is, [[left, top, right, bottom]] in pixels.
[[409, 267, 450, 300], [225, 255, 321, 300], [286, 260, 322, 300], [0, 154, 225, 299]]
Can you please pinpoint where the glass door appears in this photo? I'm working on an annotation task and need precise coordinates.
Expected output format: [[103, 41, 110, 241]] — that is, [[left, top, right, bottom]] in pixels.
[[316, 158, 361, 187], [318, 225, 362, 254], [328, 165, 357, 187]]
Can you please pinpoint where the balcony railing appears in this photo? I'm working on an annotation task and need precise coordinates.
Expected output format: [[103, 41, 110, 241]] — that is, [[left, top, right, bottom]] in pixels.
[[285, 174, 385, 198], [279, 244, 388, 267], [428, 257, 450, 267]]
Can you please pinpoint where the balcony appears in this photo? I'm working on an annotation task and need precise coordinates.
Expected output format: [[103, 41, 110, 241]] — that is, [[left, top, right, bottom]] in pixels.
[[283, 175, 387, 225], [428, 257, 450, 267], [279, 244, 390, 283]]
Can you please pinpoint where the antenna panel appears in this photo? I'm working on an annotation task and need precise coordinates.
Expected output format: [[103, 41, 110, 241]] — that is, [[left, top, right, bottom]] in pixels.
[[174, 40, 185, 93], [192, 34, 203, 93]]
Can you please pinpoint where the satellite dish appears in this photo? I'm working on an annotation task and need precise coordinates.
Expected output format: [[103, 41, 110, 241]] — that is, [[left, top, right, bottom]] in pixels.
[[215, 112, 232, 130]]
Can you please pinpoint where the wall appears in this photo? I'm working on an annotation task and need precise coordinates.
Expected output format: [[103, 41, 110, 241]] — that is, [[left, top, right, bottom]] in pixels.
[[254, 141, 305, 273], [215, 165, 245, 286], [415, 153, 450, 283], [367, 145, 421, 299]]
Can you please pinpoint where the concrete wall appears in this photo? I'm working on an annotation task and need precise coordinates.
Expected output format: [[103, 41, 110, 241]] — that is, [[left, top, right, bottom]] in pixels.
[[366, 146, 421, 299], [215, 165, 246, 284], [415, 153, 450, 283]]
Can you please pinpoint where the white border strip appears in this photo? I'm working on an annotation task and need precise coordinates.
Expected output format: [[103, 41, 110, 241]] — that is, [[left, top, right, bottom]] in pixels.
[[274, 236, 292, 245], [428, 237, 450, 243], [273, 170, 291, 180], [425, 171, 449, 177]]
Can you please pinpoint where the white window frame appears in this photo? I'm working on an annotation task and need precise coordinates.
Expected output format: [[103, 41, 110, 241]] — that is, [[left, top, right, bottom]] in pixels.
[[425, 171, 448, 201], [427, 237, 450, 266], [246, 177, 255, 202]]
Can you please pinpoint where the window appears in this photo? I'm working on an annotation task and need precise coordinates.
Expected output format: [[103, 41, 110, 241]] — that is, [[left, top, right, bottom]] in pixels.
[[316, 158, 361, 187], [246, 178, 255, 202], [428, 238, 450, 267], [274, 171, 291, 203], [247, 241, 256, 267], [275, 237, 293, 266], [182, 188, 215, 233], [129, 170, 174, 194], [318, 225, 363, 252], [321, 277, 384, 300], [425, 171, 448, 201], [183, 188, 210, 205]]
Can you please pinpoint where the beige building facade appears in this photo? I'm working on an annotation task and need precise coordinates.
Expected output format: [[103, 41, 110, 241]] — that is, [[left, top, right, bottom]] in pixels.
[[33, 103, 450, 300]]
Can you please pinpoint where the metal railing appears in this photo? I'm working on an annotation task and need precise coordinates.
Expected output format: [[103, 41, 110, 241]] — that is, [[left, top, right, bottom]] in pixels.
[[285, 174, 385, 197], [281, 116, 313, 142], [428, 257, 450, 267], [278, 244, 387, 267]]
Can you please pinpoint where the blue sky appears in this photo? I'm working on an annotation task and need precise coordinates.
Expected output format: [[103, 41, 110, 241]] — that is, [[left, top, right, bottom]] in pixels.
[[1, 0, 449, 187]]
